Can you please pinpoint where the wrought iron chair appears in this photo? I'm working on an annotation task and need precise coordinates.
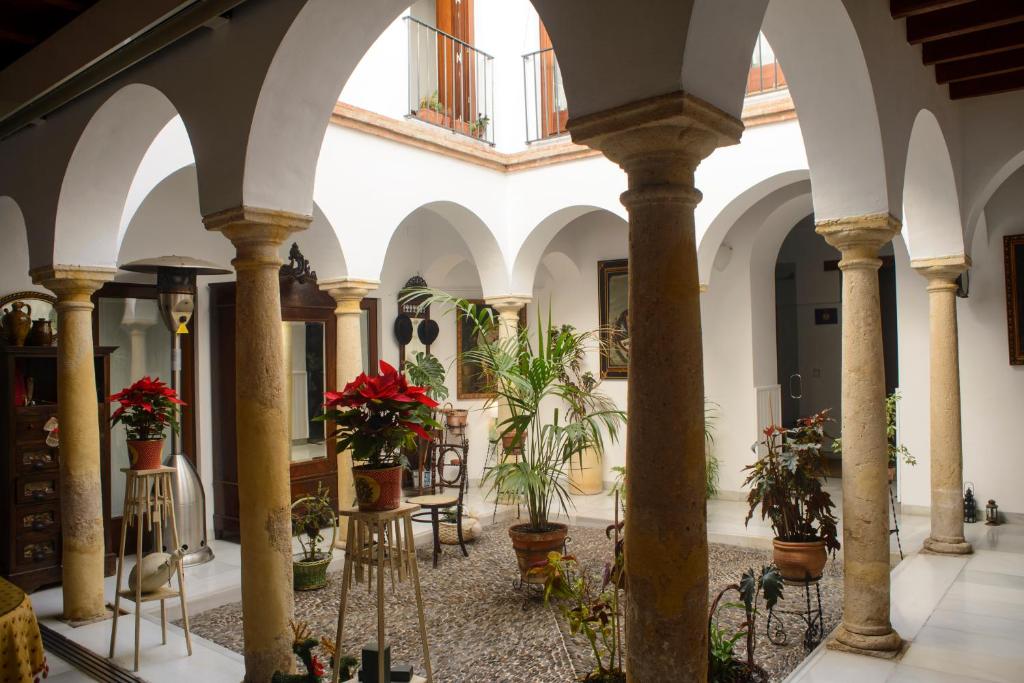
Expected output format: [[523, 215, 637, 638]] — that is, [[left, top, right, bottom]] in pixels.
[[408, 438, 469, 567]]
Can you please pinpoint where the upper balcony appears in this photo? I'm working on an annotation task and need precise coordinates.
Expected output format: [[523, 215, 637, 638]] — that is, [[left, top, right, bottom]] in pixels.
[[406, 16, 496, 145], [522, 32, 789, 144]]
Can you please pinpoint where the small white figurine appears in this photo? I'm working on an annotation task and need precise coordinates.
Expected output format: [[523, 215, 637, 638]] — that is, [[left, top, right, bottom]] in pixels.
[[128, 547, 186, 594]]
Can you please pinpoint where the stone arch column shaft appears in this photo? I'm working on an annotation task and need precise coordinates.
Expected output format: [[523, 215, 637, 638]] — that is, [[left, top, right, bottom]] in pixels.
[[30, 266, 116, 622], [569, 91, 742, 681], [816, 213, 903, 657], [203, 206, 310, 682]]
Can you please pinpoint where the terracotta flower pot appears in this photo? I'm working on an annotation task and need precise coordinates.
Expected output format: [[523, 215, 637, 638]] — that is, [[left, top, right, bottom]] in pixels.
[[888, 466, 896, 483], [127, 439, 165, 470], [501, 431, 526, 452], [508, 522, 568, 585], [772, 538, 827, 581], [353, 465, 402, 512]]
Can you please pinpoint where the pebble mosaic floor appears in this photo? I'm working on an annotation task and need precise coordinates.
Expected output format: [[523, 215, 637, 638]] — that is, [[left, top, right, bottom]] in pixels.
[[182, 523, 843, 682]]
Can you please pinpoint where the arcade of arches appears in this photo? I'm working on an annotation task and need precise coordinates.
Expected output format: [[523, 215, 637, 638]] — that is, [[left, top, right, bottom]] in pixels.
[[1, 1, 1023, 682]]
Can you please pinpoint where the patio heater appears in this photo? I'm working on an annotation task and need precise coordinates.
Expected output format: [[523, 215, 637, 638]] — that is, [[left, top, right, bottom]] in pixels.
[[121, 256, 231, 566]]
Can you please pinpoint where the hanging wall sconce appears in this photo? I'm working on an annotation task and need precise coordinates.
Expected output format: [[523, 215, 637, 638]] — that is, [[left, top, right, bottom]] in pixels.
[[963, 483, 977, 524], [986, 499, 1001, 526]]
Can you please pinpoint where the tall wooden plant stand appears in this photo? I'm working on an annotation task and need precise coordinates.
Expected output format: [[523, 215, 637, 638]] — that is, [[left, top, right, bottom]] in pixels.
[[109, 467, 193, 671], [331, 502, 432, 683]]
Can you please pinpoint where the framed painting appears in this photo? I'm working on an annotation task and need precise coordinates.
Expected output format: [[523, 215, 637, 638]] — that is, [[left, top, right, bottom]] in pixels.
[[598, 259, 629, 379], [1006, 234, 1024, 365], [455, 300, 527, 399]]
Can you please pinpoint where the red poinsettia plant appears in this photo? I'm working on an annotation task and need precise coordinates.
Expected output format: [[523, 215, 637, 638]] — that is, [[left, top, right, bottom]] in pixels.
[[323, 360, 439, 469], [109, 376, 185, 441]]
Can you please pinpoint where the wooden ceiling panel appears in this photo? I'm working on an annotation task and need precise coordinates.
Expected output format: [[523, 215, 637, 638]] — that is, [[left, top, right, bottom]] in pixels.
[[892, 0, 1024, 98], [0, 0, 98, 71]]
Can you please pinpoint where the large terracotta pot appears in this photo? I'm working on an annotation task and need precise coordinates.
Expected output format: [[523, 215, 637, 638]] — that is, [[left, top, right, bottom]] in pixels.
[[568, 447, 603, 495], [772, 538, 827, 581], [353, 465, 402, 512], [127, 439, 165, 470], [508, 522, 568, 584]]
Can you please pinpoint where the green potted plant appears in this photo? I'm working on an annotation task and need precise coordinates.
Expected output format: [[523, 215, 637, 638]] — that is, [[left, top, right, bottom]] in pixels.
[[743, 410, 840, 581], [415, 90, 447, 127], [707, 565, 783, 683], [405, 290, 624, 584], [322, 360, 438, 511], [109, 376, 185, 470], [832, 390, 915, 482], [540, 550, 625, 682], [468, 114, 490, 139], [290, 484, 336, 591]]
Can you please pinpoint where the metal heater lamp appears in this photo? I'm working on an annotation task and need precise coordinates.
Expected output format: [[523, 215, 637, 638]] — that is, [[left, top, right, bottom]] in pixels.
[[121, 256, 230, 566]]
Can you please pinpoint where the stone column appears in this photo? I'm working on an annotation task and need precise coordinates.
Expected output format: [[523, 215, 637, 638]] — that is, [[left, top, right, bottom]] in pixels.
[[319, 277, 378, 546], [568, 92, 742, 681], [31, 266, 115, 622], [914, 255, 972, 555], [204, 206, 309, 682], [120, 298, 158, 380], [485, 295, 530, 425], [817, 214, 903, 657]]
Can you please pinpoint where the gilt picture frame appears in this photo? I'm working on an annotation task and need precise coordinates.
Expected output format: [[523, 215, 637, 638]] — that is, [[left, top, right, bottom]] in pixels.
[[1005, 234, 1024, 365], [598, 259, 629, 379]]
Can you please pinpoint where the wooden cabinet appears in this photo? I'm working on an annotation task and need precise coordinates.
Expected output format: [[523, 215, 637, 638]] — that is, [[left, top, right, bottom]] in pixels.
[[0, 346, 116, 592]]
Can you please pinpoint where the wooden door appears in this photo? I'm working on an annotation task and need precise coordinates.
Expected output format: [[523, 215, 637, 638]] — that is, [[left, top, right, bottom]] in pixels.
[[539, 22, 568, 137], [437, 0, 475, 125]]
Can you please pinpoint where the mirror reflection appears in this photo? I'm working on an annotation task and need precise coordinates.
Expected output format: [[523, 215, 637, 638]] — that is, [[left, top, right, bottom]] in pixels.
[[285, 321, 327, 462]]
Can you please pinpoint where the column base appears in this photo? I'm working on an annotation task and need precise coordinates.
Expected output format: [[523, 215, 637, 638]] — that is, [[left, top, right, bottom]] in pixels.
[[827, 625, 904, 659], [923, 537, 973, 555]]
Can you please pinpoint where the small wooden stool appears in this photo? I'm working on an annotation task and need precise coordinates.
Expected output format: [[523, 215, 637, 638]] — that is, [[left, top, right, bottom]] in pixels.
[[331, 502, 432, 683], [109, 467, 193, 671]]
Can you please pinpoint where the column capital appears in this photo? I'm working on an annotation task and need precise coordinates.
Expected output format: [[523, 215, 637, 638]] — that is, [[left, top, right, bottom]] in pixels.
[[203, 206, 310, 271], [484, 294, 531, 316], [698, 283, 709, 294], [815, 213, 901, 270], [30, 265, 116, 306], [319, 277, 379, 314], [568, 91, 743, 208], [912, 254, 970, 291]]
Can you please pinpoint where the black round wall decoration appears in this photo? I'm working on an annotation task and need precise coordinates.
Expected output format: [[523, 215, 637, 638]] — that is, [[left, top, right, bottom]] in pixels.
[[417, 318, 439, 346], [393, 314, 413, 345]]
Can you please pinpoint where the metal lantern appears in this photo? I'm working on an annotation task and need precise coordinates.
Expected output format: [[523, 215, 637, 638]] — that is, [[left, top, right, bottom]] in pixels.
[[963, 483, 977, 524], [986, 499, 1000, 526], [120, 256, 231, 566]]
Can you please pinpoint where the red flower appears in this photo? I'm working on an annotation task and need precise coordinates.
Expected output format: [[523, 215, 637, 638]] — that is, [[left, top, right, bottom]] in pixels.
[[309, 654, 324, 677]]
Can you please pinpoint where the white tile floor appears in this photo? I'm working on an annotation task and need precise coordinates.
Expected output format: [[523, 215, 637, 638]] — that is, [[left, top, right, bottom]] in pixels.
[[28, 484, 1020, 683]]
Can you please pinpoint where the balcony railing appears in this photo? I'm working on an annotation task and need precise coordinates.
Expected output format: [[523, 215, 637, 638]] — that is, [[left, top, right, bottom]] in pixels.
[[406, 17, 495, 145], [746, 33, 787, 96], [522, 47, 568, 144]]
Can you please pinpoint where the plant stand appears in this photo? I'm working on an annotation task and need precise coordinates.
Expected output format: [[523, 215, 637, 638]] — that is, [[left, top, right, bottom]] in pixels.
[[109, 467, 192, 671], [765, 575, 824, 650], [889, 483, 904, 561], [331, 502, 432, 683]]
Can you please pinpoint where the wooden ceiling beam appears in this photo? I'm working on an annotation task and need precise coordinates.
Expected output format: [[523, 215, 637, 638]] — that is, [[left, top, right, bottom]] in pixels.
[[0, 28, 38, 47], [907, 0, 1024, 44], [949, 67, 1024, 98], [935, 47, 1024, 82], [891, 0, 975, 19], [923, 21, 1024, 64]]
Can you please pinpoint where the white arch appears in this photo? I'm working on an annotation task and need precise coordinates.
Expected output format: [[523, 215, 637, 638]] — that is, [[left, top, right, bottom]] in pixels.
[[761, 0, 890, 220], [0, 197, 46, 295], [511, 205, 620, 293], [55, 83, 185, 267], [902, 110, 965, 260], [698, 169, 810, 285], [964, 148, 1024, 253]]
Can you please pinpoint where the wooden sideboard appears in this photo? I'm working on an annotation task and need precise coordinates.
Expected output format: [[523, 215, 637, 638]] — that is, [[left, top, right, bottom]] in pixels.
[[0, 346, 116, 592]]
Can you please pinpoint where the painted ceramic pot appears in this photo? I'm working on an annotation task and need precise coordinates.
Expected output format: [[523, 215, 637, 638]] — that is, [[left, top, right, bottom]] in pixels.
[[352, 465, 402, 512], [27, 319, 54, 346], [127, 439, 165, 470], [508, 522, 568, 585], [3, 301, 32, 346], [772, 538, 827, 581]]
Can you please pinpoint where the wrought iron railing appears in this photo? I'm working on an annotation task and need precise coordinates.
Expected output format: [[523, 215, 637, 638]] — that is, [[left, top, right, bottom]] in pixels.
[[522, 47, 568, 143], [406, 16, 495, 145], [746, 33, 787, 96]]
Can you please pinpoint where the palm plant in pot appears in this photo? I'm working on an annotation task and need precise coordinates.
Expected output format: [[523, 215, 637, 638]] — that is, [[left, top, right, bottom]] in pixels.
[[743, 410, 840, 581], [404, 290, 624, 584], [322, 360, 438, 511], [109, 376, 184, 470]]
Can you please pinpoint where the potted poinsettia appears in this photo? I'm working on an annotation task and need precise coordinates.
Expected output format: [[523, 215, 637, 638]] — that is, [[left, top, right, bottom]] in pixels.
[[109, 376, 184, 470], [743, 410, 840, 581], [323, 361, 438, 511]]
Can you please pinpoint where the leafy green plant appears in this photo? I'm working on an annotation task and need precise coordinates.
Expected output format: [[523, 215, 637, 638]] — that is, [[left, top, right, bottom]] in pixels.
[[540, 551, 625, 682], [743, 410, 840, 554], [402, 289, 624, 532], [418, 90, 443, 114], [291, 484, 335, 563], [831, 390, 915, 468], [469, 113, 490, 137], [403, 351, 449, 403], [707, 565, 784, 683]]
